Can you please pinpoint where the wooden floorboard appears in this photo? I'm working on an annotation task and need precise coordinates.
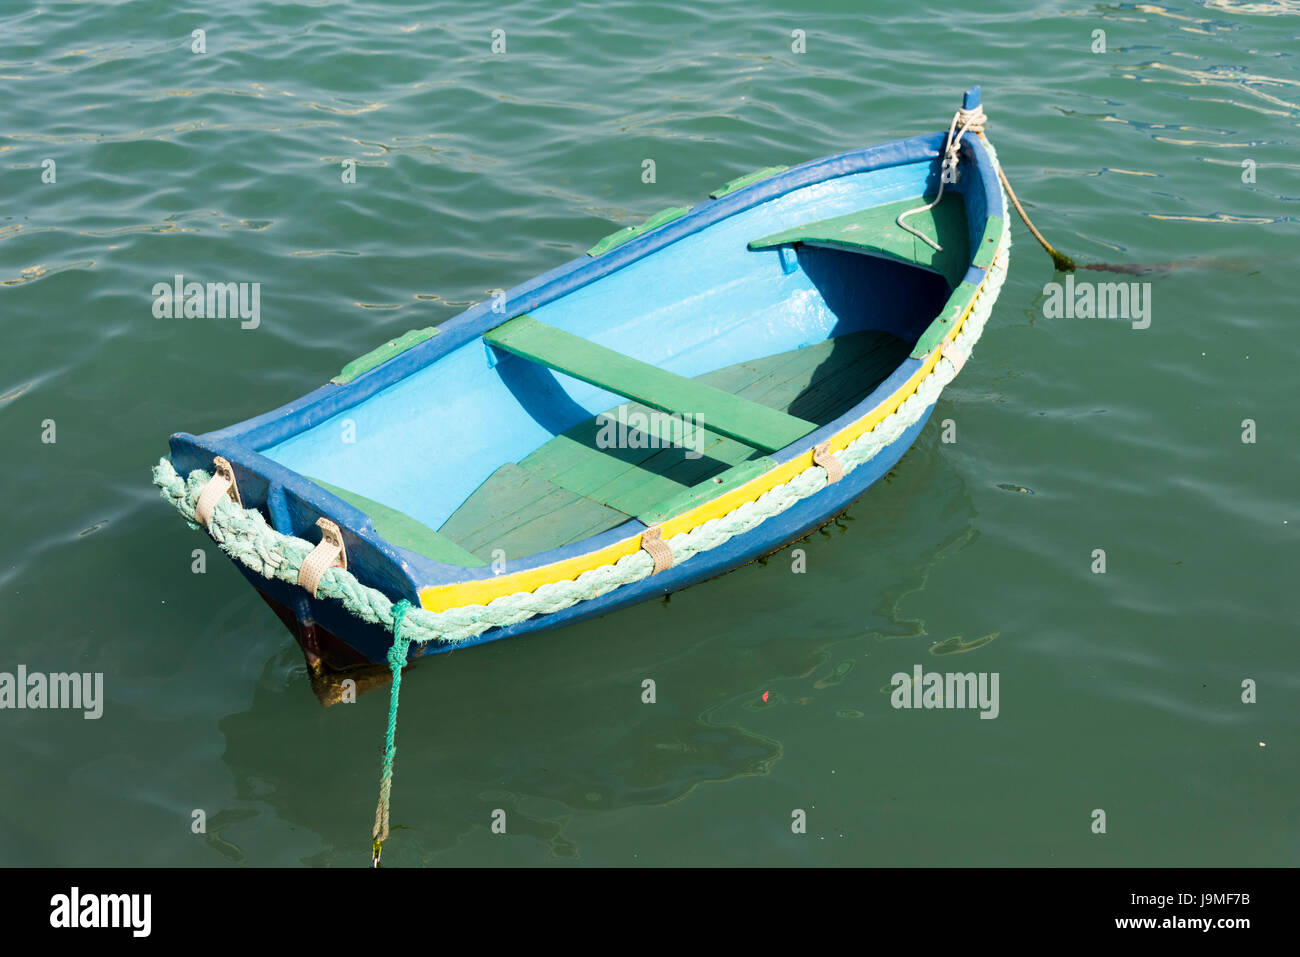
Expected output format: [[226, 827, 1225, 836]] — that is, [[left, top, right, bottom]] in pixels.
[[436, 463, 632, 560]]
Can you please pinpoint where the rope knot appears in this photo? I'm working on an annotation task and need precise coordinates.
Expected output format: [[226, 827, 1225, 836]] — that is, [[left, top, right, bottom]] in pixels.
[[954, 104, 987, 135], [897, 102, 990, 252], [386, 607, 412, 670]]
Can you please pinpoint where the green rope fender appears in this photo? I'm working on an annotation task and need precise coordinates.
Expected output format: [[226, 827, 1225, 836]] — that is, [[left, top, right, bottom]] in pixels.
[[372, 599, 413, 867]]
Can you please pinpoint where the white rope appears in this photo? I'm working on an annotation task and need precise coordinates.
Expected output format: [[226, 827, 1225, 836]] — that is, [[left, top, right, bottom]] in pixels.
[[153, 149, 1010, 651], [896, 103, 988, 252]]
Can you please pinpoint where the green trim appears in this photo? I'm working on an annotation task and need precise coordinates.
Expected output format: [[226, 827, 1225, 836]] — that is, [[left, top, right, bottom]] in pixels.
[[972, 214, 1004, 270], [910, 280, 981, 358], [636, 458, 777, 525], [331, 327, 440, 385], [485, 315, 818, 452], [708, 166, 789, 200], [587, 206, 692, 257], [308, 476, 488, 567], [908, 213, 1001, 358]]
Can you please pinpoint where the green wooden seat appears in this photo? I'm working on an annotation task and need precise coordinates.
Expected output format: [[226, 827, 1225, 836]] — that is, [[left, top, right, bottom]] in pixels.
[[515, 328, 908, 521], [484, 315, 818, 453], [747, 194, 970, 288]]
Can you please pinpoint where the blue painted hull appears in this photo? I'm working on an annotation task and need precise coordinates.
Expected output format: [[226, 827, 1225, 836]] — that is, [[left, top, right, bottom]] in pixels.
[[159, 96, 1003, 672]]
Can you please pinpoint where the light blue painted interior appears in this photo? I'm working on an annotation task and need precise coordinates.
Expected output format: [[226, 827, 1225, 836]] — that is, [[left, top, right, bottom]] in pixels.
[[529, 162, 930, 381], [262, 160, 941, 530]]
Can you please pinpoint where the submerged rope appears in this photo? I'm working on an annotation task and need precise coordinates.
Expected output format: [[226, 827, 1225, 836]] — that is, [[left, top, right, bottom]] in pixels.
[[372, 598, 413, 867], [151, 160, 1012, 866]]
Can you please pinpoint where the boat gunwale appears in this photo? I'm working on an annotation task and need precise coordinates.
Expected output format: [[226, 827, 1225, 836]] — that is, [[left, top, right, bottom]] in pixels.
[[167, 129, 1003, 611]]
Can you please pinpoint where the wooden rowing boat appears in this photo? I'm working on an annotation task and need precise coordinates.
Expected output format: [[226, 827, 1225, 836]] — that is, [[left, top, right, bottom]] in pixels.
[[158, 88, 1009, 674]]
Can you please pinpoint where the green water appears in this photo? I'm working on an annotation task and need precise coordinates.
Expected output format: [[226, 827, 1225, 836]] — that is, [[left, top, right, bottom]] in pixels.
[[2, 0, 1296, 866]]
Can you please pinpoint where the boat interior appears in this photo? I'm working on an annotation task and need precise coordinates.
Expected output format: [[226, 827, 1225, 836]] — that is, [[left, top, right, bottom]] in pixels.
[[260, 169, 976, 569]]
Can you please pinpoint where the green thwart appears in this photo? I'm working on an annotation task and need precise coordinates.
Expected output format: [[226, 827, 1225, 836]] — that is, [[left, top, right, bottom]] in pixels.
[[484, 315, 818, 451], [749, 193, 971, 288]]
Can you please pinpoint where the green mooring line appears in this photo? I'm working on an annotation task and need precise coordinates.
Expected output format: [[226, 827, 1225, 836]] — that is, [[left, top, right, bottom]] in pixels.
[[371, 598, 413, 867]]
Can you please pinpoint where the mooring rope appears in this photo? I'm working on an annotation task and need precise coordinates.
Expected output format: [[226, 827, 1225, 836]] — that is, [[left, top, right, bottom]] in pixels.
[[980, 135, 1077, 272], [896, 103, 986, 252], [152, 151, 1012, 865], [372, 598, 413, 867], [898, 103, 1076, 272]]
